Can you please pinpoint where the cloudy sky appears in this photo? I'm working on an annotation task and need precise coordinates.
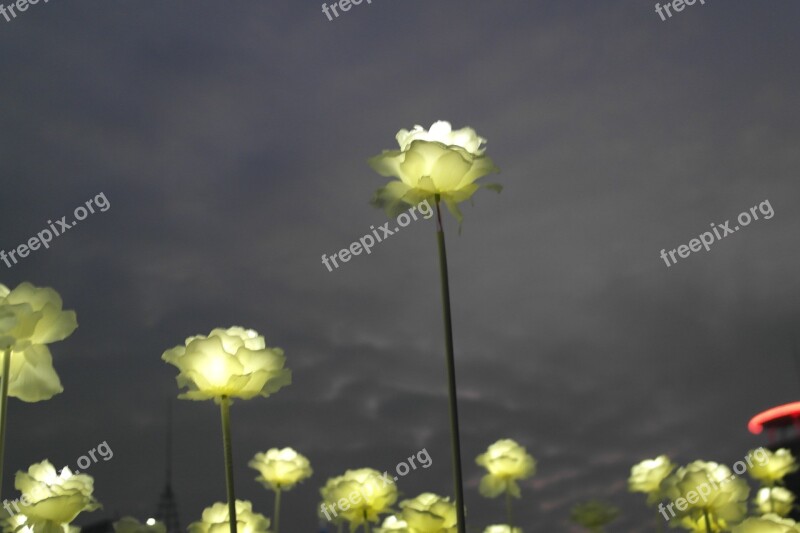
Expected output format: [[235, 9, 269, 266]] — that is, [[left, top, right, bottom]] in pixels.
[[1, 1, 799, 531]]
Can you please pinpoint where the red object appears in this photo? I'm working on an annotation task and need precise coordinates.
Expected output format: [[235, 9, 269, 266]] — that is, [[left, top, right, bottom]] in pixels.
[[749, 402, 800, 434]]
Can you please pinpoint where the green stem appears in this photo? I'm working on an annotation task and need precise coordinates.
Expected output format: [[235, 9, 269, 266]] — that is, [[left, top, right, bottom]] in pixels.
[[505, 491, 514, 531], [220, 396, 238, 533], [655, 509, 663, 533], [703, 509, 712, 533], [273, 488, 281, 533], [770, 486, 774, 514], [363, 511, 371, 533], [336, 523, 342, 533], [434, 196, 467, 533], [0, 348, 10, 499]]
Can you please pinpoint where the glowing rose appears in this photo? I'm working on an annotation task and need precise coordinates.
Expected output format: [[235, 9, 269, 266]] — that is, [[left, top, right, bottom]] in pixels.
[[475, 439, 536, 498], [749, 449, 799, 486], [628, 455, 675, 505], [732, 514, 800, 533], [375, 515, 409, 532], [569, 501, 619, 532], [483, 526, 523, 533], [113, 517, 166, 533], [659, 460, 749, 528], [162, 327, 290, 402], [0, 283, 77, 402], [755, 487, 796, 517], [319, 469, 397, 527], [187, 500, 270, 533], [400, 493, 457, 533], [369, 121, 500, 221], [13, 461, 100, 529], [396, 121, 487, 155], [249, 447, 312, 492]]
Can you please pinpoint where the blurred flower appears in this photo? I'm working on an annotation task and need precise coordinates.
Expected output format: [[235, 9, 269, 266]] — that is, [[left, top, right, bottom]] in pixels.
[[732, 514, 800, 533], [113, 517, 166, 533], [749, 449, 799, 486], [660, 460, 749, 529], [187, 500, 270, 533], [400, 493, 457, 533], [483, 526, 522, 533], [369, 121, 500, 221], [162, 327, 290, 402], [0, 282, 77, 402], [569, 501, 619, 532], [13, 460, 100, 530], [628, 455, 675, 505], [249, 448, 312, 491], [375, 515, 409, 532], [755, 487, 796, 517], [319, 469, 397, 527], [475, 439, 536, 498]]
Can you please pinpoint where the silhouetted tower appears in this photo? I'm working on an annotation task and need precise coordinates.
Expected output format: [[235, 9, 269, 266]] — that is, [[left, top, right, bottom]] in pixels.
[[154, 400, 181, 533]]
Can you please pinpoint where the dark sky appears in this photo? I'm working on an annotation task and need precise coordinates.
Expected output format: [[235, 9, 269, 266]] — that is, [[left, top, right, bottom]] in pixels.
[[1, 1, 799, 531]]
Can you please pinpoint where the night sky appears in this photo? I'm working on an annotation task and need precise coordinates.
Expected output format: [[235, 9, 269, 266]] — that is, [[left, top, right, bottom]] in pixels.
[[1, 1, 799, 531]]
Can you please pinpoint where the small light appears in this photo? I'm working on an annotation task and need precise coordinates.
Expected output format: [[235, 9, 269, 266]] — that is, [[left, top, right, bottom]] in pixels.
[[146, 518, 156, 526]]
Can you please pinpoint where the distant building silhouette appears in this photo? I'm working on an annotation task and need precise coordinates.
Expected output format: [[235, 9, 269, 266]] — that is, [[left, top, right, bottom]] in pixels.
[[153, 400, 181, 533]]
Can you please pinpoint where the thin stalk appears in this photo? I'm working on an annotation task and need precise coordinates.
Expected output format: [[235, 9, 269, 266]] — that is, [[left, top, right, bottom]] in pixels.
[[363, 511, 371, 533], [770, 486, 774, 513], [337, 523, 342, 533], [505, 491, 514, 531], [434, 196, 467, 533], [0, 348, 10, 498], [220, 396, 238, 533], [703, 509, 712, 533], [273, 488, 281, 533]]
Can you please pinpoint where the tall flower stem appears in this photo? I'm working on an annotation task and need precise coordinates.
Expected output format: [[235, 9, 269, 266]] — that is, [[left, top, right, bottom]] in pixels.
[[505, 491, 514, 531], [220, 396, 238, 533], [273, 488, 282, 533], [703, 509, 711, 533], [434, 195, 467, 533], [363, 511, 371, 533], [0, 348, 10, 498]]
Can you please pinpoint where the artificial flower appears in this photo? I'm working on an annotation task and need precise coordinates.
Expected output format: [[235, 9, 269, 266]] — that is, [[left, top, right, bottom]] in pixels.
[[369, 121, 500, 221], [659, 460, 749, 529], [249, 448, 312, 491], [13, 461, 100, 530], [375, 515, 409, 532], [319, 469, 397, 527], [732, 514, 800, 533], [187, 500, 270, 533], [0, 283, 77, 402], [475, 439, 536, 498], [162, 327, 290, 402], [569, 501, 619, 532], [755, 487, 796, 517], [400, 493, 457, 533], [749, 449, 799, 486], [628, 455, 675, 505]]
